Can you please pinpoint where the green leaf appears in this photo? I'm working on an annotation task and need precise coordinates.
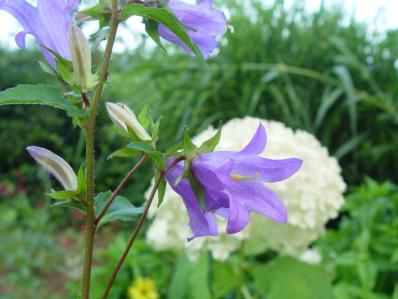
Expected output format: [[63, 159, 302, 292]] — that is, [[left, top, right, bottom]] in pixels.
[[212, 262, 239, 298], [50, 199, 86, 214], [168, 256, 192, 299], [81, 1, 112, 27], [157, 177, 167, 207], [94, 191, 143, 227], [198, 125, 221, 153], [127, 142, 164, 169], [144, 18, 167, 52], [254, 257, 335, 299], [77, 164, 86, 194], [167, 253, 211, 299], [0, 84, 85, 117], [48, 190, 79, 200], [107, 147, 140, 160], [190, 253, 211, 299], [120, 4, 204, 60]]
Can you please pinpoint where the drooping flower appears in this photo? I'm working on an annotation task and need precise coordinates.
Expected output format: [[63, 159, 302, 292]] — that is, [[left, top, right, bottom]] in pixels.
[[164, 123, 302, 240], [106, 102, 152, 140], [26, 146, 77, 191], [159, 0, 227, 59], [128, 277, 159, 299], [146, 117, 346, 260], [0, 0, 80, 67]]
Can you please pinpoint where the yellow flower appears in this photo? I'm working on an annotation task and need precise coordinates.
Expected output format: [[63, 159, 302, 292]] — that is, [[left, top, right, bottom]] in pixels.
[[128, 277, 159, 299]]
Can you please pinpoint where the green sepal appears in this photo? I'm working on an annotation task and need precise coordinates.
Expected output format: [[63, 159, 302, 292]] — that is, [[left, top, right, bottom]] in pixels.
[[38, 61, 57, 77], [188, 170, 206, 211], [76, 164, 87, 195], [42, 46, 74, 85], [183, 127, 199, 160], [198, 125, 222, 153], [144, 18, 167, 53], [138, 104, 153, 132], [157, 175, 167, 207]]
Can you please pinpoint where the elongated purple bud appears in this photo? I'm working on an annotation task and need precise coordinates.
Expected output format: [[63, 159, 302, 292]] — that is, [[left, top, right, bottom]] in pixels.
[[27, 146, 78, 191]]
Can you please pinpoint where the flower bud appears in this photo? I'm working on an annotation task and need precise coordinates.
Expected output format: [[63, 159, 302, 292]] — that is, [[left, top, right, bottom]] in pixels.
[[68, 25, 96, 91], [27, 146, 78, 191], [106, 102, 151, 140]]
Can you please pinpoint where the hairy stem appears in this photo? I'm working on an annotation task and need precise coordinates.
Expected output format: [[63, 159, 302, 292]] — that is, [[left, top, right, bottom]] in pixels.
[[100, 157, 184, 299], [95, 154, 148, 226], [80, 1, 119, 298]]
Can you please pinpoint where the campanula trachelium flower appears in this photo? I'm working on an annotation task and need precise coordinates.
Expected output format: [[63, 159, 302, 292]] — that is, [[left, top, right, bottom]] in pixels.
[[165, 124, 302, 240]]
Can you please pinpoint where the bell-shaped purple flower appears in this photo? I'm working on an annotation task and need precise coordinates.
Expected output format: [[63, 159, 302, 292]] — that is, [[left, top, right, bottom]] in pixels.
[[0, 0, 80, 67], [165, 124, 303, 240], [159, 0, 227, 59]]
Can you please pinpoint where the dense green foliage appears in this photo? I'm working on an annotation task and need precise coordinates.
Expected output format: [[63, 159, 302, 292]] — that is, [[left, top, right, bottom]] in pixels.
[[107, 0, 398, 184]]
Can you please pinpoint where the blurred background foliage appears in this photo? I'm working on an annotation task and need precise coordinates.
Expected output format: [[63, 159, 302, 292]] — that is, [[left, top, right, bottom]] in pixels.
[[0, 0, 398, 298]]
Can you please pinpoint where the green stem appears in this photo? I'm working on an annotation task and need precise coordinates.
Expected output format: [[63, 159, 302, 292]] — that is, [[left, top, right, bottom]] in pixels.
[[80, 1, 119, 298], [236, 242, 245, 299], [100, 157, 184, 299], [95, 154, 148, 226]]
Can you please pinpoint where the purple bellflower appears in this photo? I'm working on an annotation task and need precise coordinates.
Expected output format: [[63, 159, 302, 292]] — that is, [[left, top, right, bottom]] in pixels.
[[159, 0, 227, 59], [165, 124, 303, 240], [0, 0, 80, 67]]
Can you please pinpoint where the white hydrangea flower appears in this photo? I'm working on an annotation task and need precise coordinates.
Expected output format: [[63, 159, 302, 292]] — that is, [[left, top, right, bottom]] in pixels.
[[146, 117, 346, 260]]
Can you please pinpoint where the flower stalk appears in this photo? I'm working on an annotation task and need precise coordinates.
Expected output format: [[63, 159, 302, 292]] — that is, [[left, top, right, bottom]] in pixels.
[[100, 157, 185, 299], [80, 0, 120, 298]]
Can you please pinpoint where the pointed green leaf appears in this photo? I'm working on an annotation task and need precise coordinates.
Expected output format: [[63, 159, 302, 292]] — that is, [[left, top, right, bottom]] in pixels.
[[94, 191, 144, 227], [107, 147, 140, 160], [50, 199, 87, 214], [0, 84, 85, 117], [127, 142, 165, 169], [48, 190, 79, 200]]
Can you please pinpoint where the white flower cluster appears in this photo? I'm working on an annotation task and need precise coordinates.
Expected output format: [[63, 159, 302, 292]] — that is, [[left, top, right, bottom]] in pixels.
[[146, 117, 346, 260]]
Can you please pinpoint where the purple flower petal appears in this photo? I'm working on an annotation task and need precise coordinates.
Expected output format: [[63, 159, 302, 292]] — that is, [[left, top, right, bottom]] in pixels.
[[230, 180, 287, 223], [158, 0, 227, 59], [240, 123, 267, 155], [232, 156, 303, 183], [0, 0, 79, 67], [164, 159, 218, 240], [222, 192, 250, 234], [192, 155, 233, 191]]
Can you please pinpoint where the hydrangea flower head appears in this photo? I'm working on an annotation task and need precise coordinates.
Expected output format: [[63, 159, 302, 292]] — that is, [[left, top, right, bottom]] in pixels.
[[159, 0, 227, 59], [0, 0, 80, 67], [165, 124, 302, 240]]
